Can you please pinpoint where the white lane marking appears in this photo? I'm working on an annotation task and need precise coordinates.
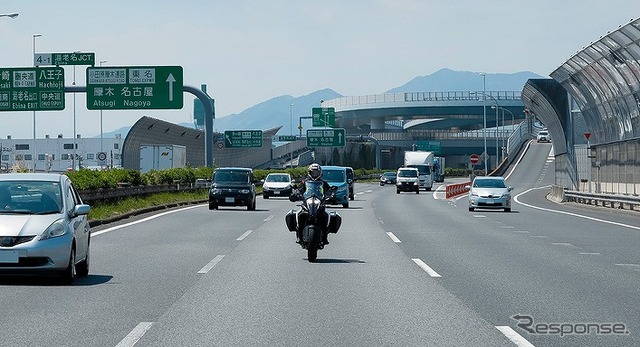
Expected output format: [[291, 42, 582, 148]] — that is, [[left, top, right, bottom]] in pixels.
[[495, 326, 535, 347], [579, 252, 602, 255], [551, 242, 578, 248], [513, 230, 530, 233], [365, 189, 373, 193], [501, 226, 515, 229], [473, 215, 486, 218], [514, 187, 640, 231], [115, 322, 154, 347], [386, 232, 401, 243], [237, 229, 254, 241], [262, 215, 274, 222], [91, 205, 203, 237], [411, 258, 442, 277], [197, 255, 225, 274], [529, 235, 548, 238], [432, 184, 446, 200], [357, 192, 366, 195]]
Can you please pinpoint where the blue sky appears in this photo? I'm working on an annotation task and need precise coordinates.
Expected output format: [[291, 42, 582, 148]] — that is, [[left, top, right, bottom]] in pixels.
[[0, 0, 638, 138]]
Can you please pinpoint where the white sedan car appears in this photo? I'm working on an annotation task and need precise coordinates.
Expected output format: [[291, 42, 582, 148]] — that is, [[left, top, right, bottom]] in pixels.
[[0, 173, 91, 284], [467, 176, 513, 212], [261, 173, 293, 199]]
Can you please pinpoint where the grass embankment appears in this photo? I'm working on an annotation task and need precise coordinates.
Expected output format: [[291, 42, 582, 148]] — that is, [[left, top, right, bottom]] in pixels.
[[87, 190, 208, 221]]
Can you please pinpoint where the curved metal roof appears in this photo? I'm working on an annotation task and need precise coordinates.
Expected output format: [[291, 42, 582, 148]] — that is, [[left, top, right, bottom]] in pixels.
[[550, 18, 640, 144], [122, 116, 280, 169]]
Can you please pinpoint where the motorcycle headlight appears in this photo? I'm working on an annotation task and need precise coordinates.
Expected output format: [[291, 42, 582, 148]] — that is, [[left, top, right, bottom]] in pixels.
[[39, 219, 68, 241], [306, 197, 321, 209]]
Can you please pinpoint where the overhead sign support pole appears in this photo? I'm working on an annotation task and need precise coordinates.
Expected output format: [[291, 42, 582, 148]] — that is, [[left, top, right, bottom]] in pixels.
[[65, 84, 215, 168]]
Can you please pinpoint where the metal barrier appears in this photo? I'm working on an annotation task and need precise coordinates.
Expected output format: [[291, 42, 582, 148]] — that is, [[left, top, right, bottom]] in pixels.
[[563, 189, 640, 210]]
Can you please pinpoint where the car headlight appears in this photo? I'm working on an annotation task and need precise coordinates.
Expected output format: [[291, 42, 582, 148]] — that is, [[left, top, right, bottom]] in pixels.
[[39, 219, 68, 241], [501, 193, 511, 198], [211, 188, 222, 194], [471, 191, 479, 197], [239, 189, 250, 194]]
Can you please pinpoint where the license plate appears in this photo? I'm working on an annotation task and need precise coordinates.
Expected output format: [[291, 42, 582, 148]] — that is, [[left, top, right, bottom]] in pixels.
[[225, 197, 234, 203], [274, 190, 280, 195], [0, 250, 19, 263], [486, 199, 495, 204]]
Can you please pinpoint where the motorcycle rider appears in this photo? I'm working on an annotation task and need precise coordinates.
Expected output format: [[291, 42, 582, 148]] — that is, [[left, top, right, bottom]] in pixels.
[[295, 163, 332, 245]]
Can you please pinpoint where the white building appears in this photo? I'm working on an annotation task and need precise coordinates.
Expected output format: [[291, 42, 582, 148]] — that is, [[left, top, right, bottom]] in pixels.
[[0, 133, 123, 172]]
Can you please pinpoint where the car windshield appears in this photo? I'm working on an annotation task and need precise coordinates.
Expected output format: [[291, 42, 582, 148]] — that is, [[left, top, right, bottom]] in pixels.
[[383, 172, 396, 177], [322, 169, 345, 182], [0, 181, 62, 214], [398, 170, 417, 177], [214, 170, 250, 183], [266, 174, 290, 183], [303, 180, 324, 199], [473, 178, 507, 188]]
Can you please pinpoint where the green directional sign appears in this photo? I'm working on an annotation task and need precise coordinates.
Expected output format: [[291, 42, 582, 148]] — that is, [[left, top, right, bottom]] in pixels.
[[278, 135, 297, 141], [306, 128, 345, 147], [224, 130, 263, 148], [416, 140, 441, 153], [0, 67, 65, 112], [34, 52, 95, 66], [86, 66, 183, 110], [312, 107, 336, 127]]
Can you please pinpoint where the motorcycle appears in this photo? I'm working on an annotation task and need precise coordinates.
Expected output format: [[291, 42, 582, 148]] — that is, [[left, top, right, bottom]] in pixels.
[[285, 180, 342, 262]]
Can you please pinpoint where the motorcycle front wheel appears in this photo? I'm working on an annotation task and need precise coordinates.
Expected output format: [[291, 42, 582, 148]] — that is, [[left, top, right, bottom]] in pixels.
[[307, 248, 317, 262]]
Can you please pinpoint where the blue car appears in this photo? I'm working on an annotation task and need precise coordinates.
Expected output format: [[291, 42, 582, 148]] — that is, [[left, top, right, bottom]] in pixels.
[[321, 166, 350, 208]]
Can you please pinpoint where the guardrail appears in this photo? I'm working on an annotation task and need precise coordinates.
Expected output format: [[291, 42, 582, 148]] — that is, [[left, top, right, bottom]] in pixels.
[[445, 181, 471, 199], [560, 188, 640, 211], [79, 183, 202, 203]]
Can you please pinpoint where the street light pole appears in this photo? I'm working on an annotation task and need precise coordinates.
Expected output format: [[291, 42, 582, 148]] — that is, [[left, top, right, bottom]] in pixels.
[[99, 60, 107, 153], [289, 103, 293, 168], [480, 73, 487, 175], [32, 33, 42, 172]]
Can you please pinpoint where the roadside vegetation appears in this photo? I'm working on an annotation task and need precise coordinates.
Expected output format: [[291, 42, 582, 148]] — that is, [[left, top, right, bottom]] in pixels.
[[63, 166, 469, 221]]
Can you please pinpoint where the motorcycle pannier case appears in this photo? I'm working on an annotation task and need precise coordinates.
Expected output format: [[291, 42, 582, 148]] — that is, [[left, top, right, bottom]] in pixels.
[[285, 209, 297, 232], [328, 211, 342, 234]]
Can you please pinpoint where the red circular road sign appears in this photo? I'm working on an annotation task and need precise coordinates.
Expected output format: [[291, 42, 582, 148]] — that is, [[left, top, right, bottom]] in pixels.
[[470, 154, 480, 164]]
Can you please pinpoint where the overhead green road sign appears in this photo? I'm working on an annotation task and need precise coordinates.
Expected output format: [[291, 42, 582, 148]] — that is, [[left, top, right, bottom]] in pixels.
[[86, 66, 183, 110], [312, 107, 336, 127], [307, 128, 345, 147], [34, 52, 95, 66], [0, 67, 65, 112], [224, 130, 263, 148], [416, 140, 441, 153]]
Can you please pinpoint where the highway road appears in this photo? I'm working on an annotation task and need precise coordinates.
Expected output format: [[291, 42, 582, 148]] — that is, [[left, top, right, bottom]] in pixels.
[[1, 140, 638, 346]]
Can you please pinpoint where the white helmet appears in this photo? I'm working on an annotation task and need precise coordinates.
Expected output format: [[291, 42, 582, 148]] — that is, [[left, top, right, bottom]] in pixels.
[[308, 163, 322, 180]]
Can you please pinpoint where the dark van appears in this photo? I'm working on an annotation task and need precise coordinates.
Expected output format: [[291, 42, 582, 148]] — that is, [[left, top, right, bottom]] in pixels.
[[208, 167, 257, 210]]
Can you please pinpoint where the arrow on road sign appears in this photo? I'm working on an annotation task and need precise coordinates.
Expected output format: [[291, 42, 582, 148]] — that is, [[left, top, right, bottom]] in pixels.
[[166, 73, 176, 102]]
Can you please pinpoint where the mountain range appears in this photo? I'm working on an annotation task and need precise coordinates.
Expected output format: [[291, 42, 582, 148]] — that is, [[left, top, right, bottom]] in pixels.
[[98, 68, 544, 138]]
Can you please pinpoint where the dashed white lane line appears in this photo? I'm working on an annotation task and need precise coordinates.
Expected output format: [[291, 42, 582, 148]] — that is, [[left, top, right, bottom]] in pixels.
[[115, 322, 154, 347], [495, 326, 535, 347], [411, 258, 442, 277], [386, 232, 401, 243], [262, 215, 274, 222], [579, 252, 602, 255], [473, 215, 487, 218], [197, 255, 225, 274], [237, 229, 254, 241], [551, 242, 578, 248]]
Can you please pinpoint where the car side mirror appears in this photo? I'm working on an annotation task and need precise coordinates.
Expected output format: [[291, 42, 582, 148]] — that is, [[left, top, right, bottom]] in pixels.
[[464, 185, 471, 190], [508, 187, 514, 191]]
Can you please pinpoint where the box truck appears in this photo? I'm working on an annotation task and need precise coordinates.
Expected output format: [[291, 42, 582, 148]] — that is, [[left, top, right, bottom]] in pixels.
[[404, 151, 434, 191], [139, 144, 187, 173]]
